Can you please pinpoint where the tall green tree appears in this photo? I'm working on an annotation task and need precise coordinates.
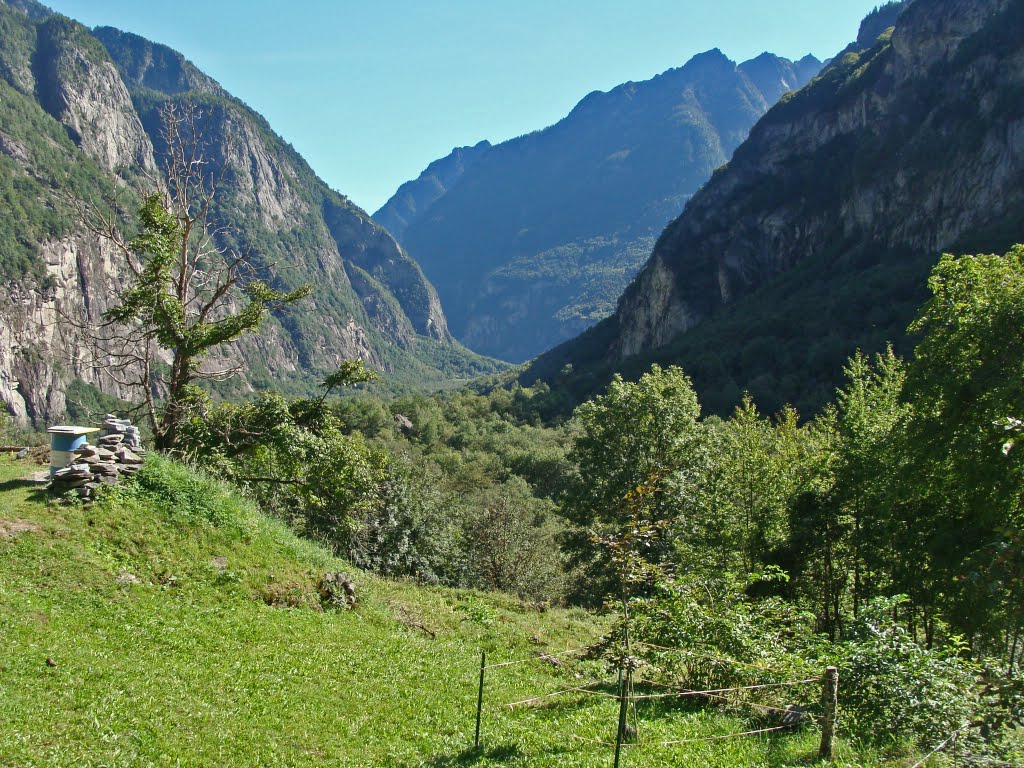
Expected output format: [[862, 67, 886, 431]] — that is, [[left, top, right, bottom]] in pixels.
[[562, 365, 706, 601], [697, 396, 806, 576], [88, 104, 310, 451], [900, 246, 1024, 648], [832, 347, 908, 618]]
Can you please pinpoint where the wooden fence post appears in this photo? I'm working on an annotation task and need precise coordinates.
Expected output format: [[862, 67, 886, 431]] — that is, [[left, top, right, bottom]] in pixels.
[[475, 649, 485, 748], [819, 666, 839, 760]]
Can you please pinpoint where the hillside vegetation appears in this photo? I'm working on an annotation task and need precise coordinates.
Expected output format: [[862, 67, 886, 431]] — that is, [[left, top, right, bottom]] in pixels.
[[0, 454, 881, 767], [7, 244, 1018, 765]]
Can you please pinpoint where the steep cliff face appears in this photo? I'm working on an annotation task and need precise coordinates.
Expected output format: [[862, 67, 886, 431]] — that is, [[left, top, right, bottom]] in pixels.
[[33, 17, 156, 174], [396, 49, 821, 362], [531, 0, 1024, 416], [0, 237, 130, 425], [373, 140, 491, 241], [0, 1, 493, 426]]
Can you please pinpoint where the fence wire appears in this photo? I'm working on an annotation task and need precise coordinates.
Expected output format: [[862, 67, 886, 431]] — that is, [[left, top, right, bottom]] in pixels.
[[483, 643, 594, 670], [574, 723, 797, 748], [909, 724, 973, 768]]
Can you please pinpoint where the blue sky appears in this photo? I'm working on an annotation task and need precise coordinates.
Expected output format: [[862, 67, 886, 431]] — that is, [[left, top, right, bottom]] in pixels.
[[44, 1, 882, 214]]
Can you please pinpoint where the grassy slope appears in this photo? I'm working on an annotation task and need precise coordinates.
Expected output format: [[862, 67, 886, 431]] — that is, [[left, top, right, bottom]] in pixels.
[[0, 455, 886, 767]]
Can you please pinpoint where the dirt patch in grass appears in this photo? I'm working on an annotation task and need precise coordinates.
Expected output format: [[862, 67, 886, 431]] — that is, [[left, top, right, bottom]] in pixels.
[[0, 518, 42, 540]]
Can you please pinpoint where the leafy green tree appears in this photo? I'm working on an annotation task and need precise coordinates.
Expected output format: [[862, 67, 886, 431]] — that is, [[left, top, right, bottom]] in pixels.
[[693, 396, 807, 577], [180, 390, 387, 552], [88, 104, 310, 451], [462, 479, 564, 599], [900, 246, 1024, 647], [563, 365, 706, 601], [782, 349, 907, 638], [831, 347, 908, 617]]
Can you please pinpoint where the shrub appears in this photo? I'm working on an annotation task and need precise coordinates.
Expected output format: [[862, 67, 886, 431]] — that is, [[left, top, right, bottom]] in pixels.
[[836, 596, 977, 746]]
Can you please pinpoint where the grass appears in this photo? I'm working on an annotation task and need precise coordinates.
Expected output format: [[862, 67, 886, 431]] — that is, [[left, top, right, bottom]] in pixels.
[[0, 455, 901, 767]]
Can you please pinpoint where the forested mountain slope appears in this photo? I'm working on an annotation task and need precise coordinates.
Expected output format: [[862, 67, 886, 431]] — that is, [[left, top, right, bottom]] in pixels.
[[0, 1, 498, 426], [528, 0, 1024, 417], [387, 49, 820, 362]]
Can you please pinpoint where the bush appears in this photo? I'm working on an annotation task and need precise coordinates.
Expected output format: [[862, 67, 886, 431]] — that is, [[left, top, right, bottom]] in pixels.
[[124, 453, 257, 531], [836, 596, 977, 746], [625, 572, 822, 691]]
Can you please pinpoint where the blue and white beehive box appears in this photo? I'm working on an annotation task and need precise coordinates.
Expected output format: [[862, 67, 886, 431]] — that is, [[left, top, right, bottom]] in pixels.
[[47, 425, 100, 477]]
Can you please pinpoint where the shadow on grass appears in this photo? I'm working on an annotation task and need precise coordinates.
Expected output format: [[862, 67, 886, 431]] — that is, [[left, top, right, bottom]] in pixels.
[[0, 477, 49, 501], [416, 743, 523, 766]]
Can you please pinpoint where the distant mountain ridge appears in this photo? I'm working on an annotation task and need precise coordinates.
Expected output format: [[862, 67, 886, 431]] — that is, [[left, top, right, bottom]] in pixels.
[[0, 0, 500, 425], [527, 0, 1024, 417], [382, 49, 821, 362], [373, 140, 491, 241]]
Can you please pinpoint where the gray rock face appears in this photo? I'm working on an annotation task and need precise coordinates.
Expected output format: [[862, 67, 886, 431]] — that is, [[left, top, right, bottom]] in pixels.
[[0, 236, 136, 425], [608, 0, 1022, 364], [34, 18, 157, 174]]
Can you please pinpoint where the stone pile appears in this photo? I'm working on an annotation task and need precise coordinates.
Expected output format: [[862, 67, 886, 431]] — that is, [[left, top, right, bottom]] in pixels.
[[101, 414, 142, 450], [50, 417, 145, 501]]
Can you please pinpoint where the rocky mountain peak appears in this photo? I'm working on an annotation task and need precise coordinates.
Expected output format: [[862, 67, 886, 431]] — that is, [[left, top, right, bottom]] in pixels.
[[391, 46, 821, 363], [92, 26, 225, 97]]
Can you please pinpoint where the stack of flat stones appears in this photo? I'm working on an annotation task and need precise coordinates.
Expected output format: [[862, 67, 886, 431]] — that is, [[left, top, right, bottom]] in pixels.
[[50, 417, 146, 502], [101, 414, 142, 450]]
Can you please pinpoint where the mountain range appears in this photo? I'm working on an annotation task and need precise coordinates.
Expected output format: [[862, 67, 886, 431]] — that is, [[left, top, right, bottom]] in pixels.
[[377, 50, 821, 362], [3, 0, 1019, 428], [527, 0, 1024, 417]]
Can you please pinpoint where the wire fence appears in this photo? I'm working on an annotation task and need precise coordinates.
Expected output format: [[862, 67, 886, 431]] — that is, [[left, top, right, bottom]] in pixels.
[[473, 640, 832, 765], [909, 724, 973, 768]]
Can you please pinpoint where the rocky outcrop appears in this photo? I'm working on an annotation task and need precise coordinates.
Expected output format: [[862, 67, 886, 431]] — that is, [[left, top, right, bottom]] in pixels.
[[33, 16, 156, 173], [325, 199, 449, 341], [0, 237, 133, 424], [397, 49, 821, 362]]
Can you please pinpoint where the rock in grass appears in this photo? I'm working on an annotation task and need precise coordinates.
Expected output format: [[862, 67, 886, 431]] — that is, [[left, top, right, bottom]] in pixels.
[[317, 573, 357, 609], [782, 704, 810, 726], [116, 448, 143, 465]]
